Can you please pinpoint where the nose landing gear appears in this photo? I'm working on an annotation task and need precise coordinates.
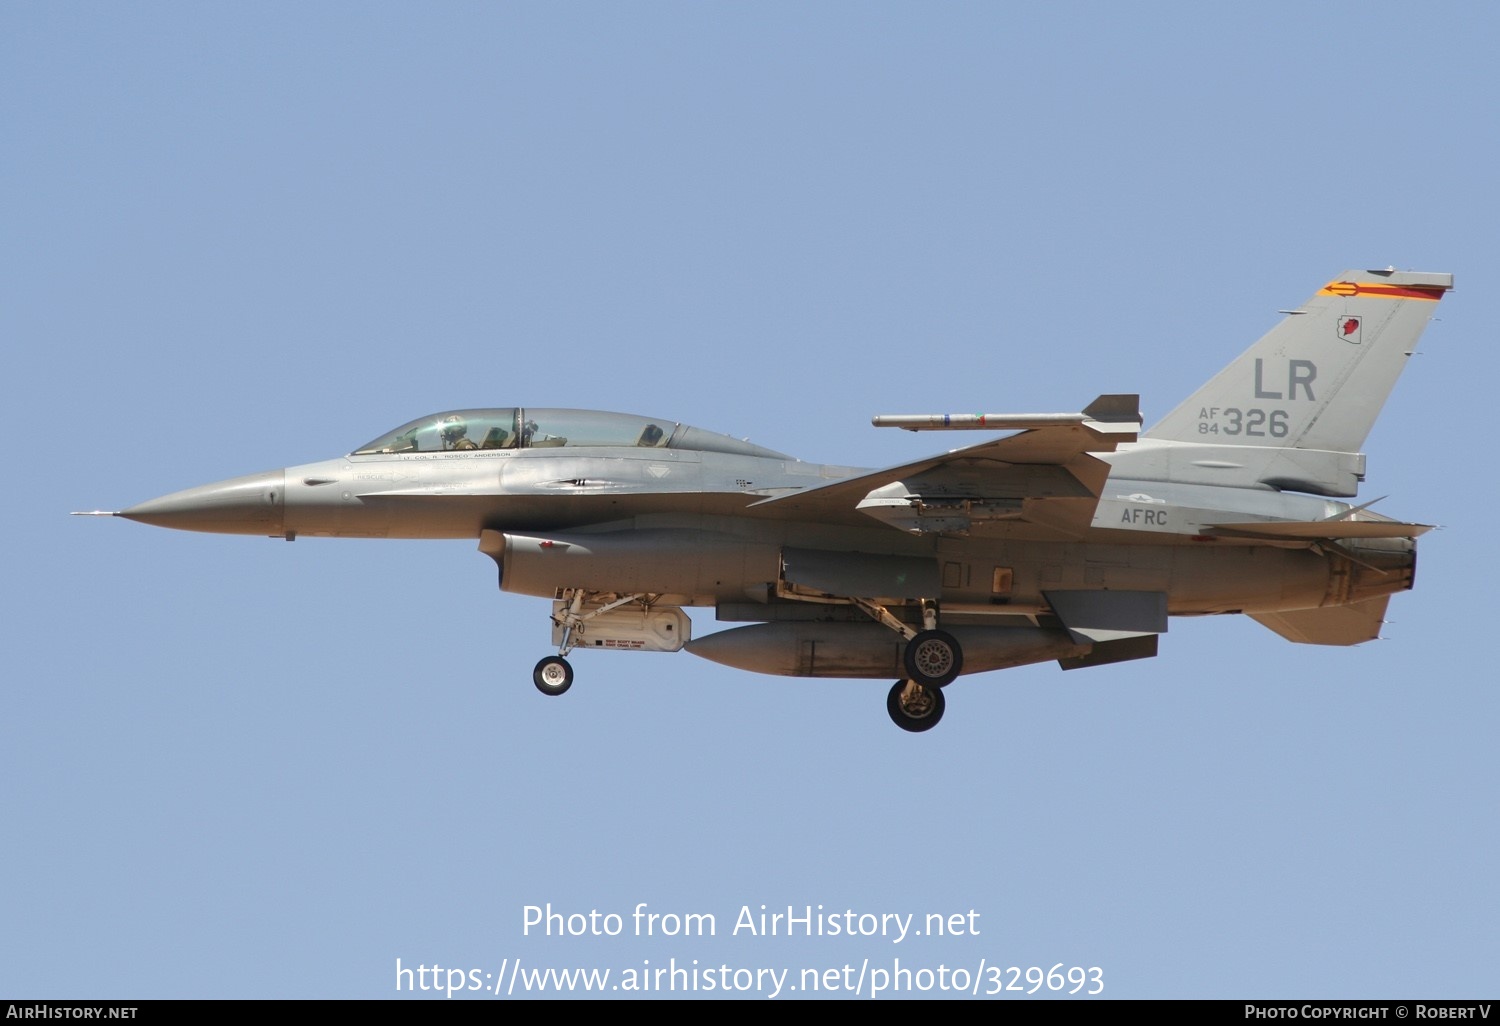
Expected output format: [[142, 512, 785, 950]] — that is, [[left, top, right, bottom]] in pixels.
[[533, 656, 574, 696]]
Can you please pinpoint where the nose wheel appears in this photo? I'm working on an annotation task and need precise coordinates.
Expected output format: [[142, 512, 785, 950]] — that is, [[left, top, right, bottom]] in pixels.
[[887, 679, 945, 732], [533, 656, 574, 696]]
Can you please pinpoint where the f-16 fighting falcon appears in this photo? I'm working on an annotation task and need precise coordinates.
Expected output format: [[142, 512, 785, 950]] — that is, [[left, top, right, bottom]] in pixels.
[[78, 268, 1451, 731]]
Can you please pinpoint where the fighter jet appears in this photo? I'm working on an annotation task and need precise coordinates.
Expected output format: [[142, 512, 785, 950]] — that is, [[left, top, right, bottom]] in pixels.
[[79, 268, 1451, 731]]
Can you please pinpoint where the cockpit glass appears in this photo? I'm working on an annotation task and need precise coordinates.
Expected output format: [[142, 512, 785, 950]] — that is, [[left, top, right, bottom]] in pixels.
[[354, 410, 519, 454], [352, 409, 676, 455], [520, 410, 672, 449]]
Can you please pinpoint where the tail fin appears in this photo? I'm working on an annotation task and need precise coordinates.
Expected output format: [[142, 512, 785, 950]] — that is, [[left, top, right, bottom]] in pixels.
[[1146, 269, 1451, 454], [1129, 269, 1452, 497]]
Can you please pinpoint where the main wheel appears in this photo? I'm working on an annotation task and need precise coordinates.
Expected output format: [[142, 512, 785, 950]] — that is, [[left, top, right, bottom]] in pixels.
[[903, 629, 963, 688], [887, 680, 945, 733], [533, 656, 574, 696]]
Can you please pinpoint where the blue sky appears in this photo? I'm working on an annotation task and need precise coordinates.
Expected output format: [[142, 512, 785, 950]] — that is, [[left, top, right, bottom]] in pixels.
[[4, 2, 1497, 999]]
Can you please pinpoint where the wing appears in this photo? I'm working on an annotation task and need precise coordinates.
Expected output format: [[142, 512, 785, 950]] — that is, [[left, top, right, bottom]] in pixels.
[[750, 396, 1139, 538]]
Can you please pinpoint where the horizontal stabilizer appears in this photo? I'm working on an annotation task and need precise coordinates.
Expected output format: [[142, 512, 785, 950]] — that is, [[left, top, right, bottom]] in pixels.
[[1250, 596, 1390, 646]]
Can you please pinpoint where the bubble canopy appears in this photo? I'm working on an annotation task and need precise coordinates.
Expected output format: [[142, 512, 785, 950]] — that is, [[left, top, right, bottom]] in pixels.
[[352, 408, 789, 459]]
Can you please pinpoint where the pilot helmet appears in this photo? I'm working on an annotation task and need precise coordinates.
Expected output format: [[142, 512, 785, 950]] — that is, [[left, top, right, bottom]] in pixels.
[[440, 415, 469, 445]]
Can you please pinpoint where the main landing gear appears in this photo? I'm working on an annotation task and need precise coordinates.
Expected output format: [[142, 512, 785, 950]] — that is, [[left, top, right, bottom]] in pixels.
[[902, 629, 963, 688], [888, 626, 961, 731], [838, 597, 965, 731], [887, 679, 945, 732], [878, 609, 960, 732]]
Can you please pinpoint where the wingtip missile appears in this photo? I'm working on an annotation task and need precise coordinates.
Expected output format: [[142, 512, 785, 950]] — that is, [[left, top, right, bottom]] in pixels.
[[872, 394, 1141, 434]]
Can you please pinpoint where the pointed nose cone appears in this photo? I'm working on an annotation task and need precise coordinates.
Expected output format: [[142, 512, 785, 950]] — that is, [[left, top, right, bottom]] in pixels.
[[119, 469, 286, 535]]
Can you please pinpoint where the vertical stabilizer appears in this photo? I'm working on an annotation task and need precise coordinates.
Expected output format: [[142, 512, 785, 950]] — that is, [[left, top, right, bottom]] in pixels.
[[1145, 270, 1451, 454]]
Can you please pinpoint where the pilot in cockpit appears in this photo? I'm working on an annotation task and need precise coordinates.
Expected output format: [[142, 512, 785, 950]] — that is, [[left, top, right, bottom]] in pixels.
[[440, 415, 479, 450]]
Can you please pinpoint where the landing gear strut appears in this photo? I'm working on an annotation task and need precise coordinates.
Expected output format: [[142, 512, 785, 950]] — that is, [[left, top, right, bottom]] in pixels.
[[843, 596, 964, 697], [887, 679, 945, 732], [809, 595, 962, 729], [533, 589, 664, 697]]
